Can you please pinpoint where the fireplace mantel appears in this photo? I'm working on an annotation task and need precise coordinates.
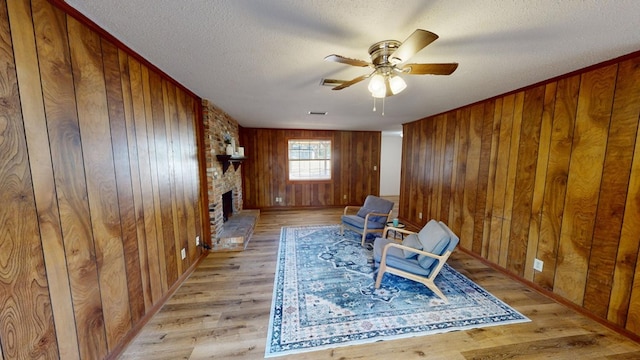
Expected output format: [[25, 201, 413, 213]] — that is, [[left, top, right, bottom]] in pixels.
[[216, 155, 247, 174]]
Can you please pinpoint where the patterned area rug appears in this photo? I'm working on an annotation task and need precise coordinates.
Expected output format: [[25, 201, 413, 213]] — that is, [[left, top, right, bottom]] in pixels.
[[265, 225, 530, 357]]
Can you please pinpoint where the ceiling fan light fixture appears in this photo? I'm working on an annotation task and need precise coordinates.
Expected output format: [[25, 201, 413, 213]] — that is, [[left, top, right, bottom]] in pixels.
[[371, 88, 386, 98], [368, 73, 386, 97], [389, 75, 407, 95], [368, 73, 406, 98]]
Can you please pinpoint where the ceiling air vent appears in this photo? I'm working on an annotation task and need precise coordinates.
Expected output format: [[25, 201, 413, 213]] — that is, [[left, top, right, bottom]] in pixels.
[[307, 111, 327, 115]]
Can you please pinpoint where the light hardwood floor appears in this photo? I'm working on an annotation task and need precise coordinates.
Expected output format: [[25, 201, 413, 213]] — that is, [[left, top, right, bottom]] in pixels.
[[119, 204, 640, 359]]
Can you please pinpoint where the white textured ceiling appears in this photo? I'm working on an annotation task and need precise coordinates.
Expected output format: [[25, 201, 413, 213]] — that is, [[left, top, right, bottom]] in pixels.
[[65, 0, 640, 132]]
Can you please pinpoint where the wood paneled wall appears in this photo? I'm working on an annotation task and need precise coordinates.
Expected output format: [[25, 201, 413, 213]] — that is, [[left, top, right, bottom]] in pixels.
[[240, 129, 381, 208], [400, 53, 640, 336], [0, 1, 205, 359]]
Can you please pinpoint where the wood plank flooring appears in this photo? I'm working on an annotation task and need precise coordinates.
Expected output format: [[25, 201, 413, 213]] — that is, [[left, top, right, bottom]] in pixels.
[[119, 203, 640, 359]]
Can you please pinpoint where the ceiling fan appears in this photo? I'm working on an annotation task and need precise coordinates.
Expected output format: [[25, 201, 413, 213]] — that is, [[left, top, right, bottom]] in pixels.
[[323, 29, 458, 98]]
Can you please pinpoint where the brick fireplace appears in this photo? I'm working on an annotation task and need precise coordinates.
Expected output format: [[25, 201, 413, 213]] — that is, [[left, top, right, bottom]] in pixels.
[[202, 99, 243, 241]]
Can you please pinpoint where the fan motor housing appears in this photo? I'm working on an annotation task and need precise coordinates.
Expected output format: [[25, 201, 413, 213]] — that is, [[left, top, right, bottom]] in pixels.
[[368, 40, 401, 65]]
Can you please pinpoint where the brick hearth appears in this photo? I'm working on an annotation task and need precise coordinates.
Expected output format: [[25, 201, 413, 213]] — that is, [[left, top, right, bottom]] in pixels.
[[212, 210, 260, 251]]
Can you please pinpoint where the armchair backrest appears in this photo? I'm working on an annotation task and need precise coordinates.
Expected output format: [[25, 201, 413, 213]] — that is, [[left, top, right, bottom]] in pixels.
[[356, 195, 394, 224], [415, 220, 459, 271], [438, 221, 459, 253]]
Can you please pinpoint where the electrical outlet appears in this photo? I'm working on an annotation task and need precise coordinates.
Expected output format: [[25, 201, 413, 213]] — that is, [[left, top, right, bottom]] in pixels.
[[373, 165, 377, 171], [195, 236, 200, 246], [418, 212, 423, 219], [534, 258, 543, 272], [181, 248, 186, 260], [343, 194, 347, 200]]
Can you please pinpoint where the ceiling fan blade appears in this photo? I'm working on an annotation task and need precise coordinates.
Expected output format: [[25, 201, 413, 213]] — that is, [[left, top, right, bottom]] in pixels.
[[390, 29, 439, 64], [400, 63, 459, 75], [324, 54, 371, 67], [331, 74, 370, 90], [321, 79, 347, 87]]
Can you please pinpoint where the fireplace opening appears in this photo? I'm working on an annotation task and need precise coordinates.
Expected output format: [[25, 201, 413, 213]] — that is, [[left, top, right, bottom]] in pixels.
[[222, 190, 233, 222]]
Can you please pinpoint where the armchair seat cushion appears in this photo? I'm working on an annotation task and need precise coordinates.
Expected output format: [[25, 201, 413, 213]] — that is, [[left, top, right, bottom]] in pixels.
[[373, 238, 431, 276], [341, 214, 386, 230]]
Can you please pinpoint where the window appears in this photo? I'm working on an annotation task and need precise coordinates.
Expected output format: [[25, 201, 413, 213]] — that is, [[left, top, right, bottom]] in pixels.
[[288, 139, 331, 181]]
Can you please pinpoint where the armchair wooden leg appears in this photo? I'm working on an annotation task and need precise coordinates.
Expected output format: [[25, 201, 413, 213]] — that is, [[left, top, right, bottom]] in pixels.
[[374, 265, 386, 288], [424, 282, 448, 303]]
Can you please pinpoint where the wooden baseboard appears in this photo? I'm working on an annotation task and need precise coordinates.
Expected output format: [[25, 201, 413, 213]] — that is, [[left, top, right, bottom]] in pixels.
[[457, 246, 640, 344]]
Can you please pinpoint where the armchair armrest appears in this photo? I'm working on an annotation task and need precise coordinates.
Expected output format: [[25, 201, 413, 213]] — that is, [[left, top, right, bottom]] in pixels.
[[381, 242, 449, 263], [343, 205, 361, 215]]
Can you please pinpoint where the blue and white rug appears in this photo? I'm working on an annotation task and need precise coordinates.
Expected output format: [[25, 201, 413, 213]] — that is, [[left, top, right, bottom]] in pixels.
[[265, 225, 530, 357]]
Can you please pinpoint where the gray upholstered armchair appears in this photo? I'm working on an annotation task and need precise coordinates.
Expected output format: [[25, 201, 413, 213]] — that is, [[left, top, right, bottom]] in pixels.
[[373, 220, 459, 302], [340, 195, 394, 246]]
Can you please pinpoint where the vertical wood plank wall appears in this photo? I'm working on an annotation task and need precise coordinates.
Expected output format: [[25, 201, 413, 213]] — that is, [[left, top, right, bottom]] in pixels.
[[400, 54, 640, 336], [240, 129, 381, 208], [0, 1, 205, 359]]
